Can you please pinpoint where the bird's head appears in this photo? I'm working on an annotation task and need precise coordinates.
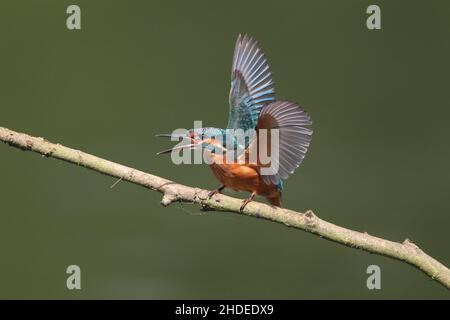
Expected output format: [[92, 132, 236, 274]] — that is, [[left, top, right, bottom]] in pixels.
[[156, 127, 227, 155]]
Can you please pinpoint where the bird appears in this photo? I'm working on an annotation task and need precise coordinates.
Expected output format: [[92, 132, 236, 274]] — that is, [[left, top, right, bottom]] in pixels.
[[157, 34, 313, 211]]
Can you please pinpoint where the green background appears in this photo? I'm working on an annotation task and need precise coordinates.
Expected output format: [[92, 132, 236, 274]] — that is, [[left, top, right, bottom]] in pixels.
[[0, 0, 449, 299]]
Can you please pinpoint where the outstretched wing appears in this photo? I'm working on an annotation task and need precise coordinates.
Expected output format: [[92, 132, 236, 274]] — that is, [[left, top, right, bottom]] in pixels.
[[227, 34, 275, 132], [245, 101, 313, 186]]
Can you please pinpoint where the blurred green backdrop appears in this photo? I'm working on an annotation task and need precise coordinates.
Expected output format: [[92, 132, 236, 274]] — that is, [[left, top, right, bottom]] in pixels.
[[0, 0, 449, 299]]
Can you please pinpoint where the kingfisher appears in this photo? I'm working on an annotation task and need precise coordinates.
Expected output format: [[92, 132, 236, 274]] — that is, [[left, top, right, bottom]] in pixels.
[[157, 34, 313, 211]]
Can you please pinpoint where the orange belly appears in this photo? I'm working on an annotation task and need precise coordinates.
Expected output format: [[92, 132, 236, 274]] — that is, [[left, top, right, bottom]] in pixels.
[[208, 160, 281, 206]]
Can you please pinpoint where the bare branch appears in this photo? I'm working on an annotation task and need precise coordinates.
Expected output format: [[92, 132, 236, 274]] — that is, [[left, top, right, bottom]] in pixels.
[[1, 126, 449, 290]]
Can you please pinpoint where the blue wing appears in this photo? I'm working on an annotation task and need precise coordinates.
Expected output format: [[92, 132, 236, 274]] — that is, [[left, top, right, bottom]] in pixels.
[[227, 34, 275, 132]]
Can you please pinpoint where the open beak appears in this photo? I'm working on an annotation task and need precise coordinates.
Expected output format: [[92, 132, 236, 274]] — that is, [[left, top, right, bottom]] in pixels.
[[156, 143, 197, 155], [155, 133, 185, 140], [156, 133, 199, 155]]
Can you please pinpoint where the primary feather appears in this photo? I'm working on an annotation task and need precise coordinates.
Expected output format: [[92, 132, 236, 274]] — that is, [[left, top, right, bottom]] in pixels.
[[227, 34, 275, 133]]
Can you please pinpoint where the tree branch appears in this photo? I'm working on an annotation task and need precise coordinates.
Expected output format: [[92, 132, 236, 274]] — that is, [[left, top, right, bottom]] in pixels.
[[0, 125, 449, 290]]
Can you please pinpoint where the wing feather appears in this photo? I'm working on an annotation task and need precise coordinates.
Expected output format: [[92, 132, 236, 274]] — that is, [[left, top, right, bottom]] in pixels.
[[250, 101, 313, 185], [227, 34, 275, 132]]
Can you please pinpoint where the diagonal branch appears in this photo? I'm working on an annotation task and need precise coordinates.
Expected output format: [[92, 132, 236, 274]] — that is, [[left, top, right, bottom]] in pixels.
[[0, 125, 449, 290]]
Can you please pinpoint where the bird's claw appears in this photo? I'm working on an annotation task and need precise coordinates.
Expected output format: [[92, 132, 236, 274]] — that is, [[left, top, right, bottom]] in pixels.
[[239, 192, 256, 212], [239, 199, 251, 212], [207, 185, 225, 199], [207, 189, 220, 199]]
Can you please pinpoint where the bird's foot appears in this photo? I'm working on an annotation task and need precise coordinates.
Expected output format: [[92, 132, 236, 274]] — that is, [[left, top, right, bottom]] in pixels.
[[207, 185, 225, 199], [207, 189, 219, 199], [239, 199, 251, 212], [239, 192, 257, 212]]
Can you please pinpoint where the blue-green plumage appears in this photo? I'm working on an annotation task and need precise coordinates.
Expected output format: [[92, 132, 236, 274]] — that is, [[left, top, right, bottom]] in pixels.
[[160, 34, 312, 209], [186, 35, 312, 188]]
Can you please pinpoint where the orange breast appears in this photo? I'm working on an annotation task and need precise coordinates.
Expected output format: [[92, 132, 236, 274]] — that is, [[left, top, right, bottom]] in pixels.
[[208, 154, 279, 199]]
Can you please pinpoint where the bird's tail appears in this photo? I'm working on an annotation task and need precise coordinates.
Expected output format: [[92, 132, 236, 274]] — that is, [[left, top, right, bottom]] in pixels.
[[266, 193, 282, 208]]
